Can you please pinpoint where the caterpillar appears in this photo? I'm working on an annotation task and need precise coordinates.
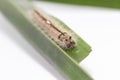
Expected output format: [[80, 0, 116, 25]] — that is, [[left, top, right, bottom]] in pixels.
[[30, 9, 76, 49]]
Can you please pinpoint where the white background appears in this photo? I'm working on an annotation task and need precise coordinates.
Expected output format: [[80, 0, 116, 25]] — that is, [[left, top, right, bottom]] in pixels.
[[0, 1, 120, 80]]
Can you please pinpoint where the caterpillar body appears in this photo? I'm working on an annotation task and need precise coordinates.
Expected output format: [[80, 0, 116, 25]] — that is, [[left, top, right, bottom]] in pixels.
[[30, 9, 76, 49]]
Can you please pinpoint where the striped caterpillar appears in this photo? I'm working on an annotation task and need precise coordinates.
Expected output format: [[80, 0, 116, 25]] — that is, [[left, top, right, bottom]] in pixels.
[[30, 9, 76, 49]]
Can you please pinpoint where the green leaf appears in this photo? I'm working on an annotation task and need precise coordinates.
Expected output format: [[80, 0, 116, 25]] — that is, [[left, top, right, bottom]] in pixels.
[[49, 16, 91, 62], [46, 0, 120, 9], [0, 0, 92, 80]]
